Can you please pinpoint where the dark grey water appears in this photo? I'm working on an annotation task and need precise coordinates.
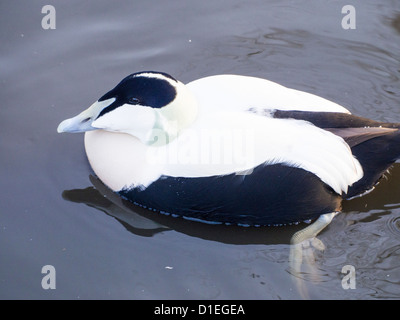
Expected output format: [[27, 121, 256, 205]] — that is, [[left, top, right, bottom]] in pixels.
[[1, 0, 400, 299]]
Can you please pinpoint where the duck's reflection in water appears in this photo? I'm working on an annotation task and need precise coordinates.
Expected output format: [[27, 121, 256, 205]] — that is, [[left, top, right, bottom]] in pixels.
[[63, 176, 169, 237], [62, 175, 344, 299]]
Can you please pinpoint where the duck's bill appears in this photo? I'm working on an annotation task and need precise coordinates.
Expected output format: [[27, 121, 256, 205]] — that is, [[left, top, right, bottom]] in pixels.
[[57, 113, 96, 133], [57, 98, 116, 133]]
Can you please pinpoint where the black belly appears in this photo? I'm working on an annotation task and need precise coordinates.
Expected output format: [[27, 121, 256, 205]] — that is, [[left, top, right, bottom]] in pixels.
[[118, 163, 341, 226]]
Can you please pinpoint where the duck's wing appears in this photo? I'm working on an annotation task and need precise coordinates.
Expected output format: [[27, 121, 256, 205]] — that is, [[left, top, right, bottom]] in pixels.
[[272, 110, 400, 129], [326, 127, 397, 148], [270, 109, 400, 146], [160, 111, 363, 196], [268, 109, 400, 198]]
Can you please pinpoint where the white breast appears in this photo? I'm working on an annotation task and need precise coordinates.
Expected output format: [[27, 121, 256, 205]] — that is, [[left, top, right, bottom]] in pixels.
[[84, 130, 164, 191]]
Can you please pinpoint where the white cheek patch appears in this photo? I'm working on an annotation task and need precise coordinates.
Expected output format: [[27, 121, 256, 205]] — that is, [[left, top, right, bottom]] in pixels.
[[93, 104, 156, 133]]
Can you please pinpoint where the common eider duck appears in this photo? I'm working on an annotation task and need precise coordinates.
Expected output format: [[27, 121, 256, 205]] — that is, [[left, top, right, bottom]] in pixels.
[[57, 71, 400, 240]]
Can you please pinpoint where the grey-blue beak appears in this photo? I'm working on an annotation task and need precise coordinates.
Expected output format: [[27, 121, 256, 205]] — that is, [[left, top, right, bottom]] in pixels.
[[57, 114, 96, 133], [57, 98, 116, 133]]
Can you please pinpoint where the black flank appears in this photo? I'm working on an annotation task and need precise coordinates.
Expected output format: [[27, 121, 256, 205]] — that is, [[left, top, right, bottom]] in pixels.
[[119, 164, 341, 226]]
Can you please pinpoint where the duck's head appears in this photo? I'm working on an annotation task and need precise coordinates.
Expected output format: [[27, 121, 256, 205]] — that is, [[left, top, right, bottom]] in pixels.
[[57, 71, 197, 144]]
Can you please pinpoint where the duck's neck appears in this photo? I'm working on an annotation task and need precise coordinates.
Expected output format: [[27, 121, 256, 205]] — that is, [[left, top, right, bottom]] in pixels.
[[144, 82, 198, 146]]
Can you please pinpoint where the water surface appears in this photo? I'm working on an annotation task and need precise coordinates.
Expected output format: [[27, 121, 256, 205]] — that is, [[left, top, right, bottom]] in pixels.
[[1, 0, 400, 299]]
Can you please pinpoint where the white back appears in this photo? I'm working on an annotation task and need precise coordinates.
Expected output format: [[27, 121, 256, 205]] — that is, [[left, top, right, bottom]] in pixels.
[[187, 75, 350, 115]]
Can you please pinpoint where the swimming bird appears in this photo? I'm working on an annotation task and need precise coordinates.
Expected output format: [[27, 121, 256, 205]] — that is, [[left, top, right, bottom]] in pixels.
[[57, 71, 400, 239]]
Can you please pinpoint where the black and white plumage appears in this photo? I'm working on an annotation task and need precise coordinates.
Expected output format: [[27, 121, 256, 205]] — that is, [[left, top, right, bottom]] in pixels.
[[57, 71, 400, 226]]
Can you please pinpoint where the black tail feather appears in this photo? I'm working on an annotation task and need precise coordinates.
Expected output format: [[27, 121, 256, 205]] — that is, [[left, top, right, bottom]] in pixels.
[[345, 130, 400, 199]]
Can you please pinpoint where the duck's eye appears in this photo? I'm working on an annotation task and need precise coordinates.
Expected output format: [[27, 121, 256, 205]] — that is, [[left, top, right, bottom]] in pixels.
[[128, 97, 140, 105]]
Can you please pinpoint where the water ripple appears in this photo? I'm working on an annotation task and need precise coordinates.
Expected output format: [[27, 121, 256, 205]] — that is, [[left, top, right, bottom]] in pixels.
[[386, 216, 400, 238]]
